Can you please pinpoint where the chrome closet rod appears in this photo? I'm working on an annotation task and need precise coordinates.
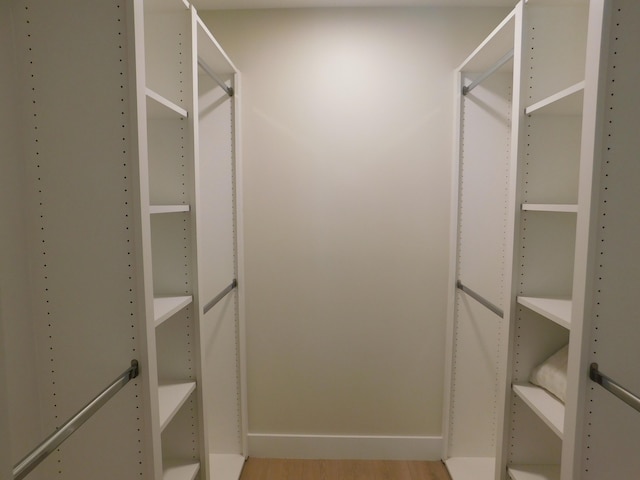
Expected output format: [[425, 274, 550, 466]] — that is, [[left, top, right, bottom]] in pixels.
[[590, 363, 640, 414], [456, 280, 504, 318], [462, 48, 514, 96], [197, 57, 234, 97], [12, 360, 139, 480], [203, 279, 238, 314]]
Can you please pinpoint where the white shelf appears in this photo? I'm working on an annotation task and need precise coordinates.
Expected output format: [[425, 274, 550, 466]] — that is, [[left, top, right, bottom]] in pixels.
[[445, 457, 495, 480], [154, 296, 192, 327], [459, 7, 516, 73], [517, 297, 572, 329], [521, 203, 578, 213], [158, 382, 197, 431], [513, 383, 564, 438], [150, 205, 191, 215], [163, 460, 200, 480], [196, 16, 238, 76], [508, 464, 560, 480], [525, 81, 585, 116], [210, 454, 246, 480], [146, 88, 188, 118]]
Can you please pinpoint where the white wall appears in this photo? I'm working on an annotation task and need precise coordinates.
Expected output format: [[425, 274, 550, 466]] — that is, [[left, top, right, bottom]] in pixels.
[[201, 6, 507, 454]]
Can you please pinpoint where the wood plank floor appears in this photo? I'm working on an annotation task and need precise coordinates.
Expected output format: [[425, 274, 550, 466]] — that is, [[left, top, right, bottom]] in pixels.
[[239, 458, 452, 480]]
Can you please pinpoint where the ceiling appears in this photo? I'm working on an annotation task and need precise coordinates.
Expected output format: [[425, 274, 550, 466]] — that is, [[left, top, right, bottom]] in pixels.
[[191, 0, 517, 10]]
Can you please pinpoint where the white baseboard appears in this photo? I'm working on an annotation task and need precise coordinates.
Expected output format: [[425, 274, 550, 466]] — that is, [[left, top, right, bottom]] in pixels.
[[247, 433, 443, 460]]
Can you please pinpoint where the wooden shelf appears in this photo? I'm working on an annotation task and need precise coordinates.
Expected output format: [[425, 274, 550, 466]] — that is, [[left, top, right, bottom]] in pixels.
[[158, 382, 196, 431], [146, 88, 188, 118], [163, 460, 200, 480], [517, 297, 572, 329], [521, 204, 578, 213], [525, 81, 584, 116], [154, 296, 192, 327], [513, 383, 564, 438], [210, 453, 246, 480], [508, 464, 560, 480], [150, 205, 191, 215]]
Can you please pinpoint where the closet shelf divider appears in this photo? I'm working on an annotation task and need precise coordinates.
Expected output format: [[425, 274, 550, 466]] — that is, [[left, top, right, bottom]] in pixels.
[[158, 382, 197, 431], [146, 88, 188, 118], [153, 295, 193, 327], [524, 81, 585, 116], [517, 296, 572, 330]]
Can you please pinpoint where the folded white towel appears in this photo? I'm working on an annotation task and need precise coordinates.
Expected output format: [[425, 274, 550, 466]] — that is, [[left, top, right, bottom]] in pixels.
[[529, 344, 569, 403]]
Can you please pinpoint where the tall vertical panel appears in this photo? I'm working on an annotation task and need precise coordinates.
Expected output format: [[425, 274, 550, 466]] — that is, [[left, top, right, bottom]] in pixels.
[[197, 74, 243, 455], [448, 72, 512, 458], [582, 1, 640, 477], [10, 1, 146, 478]]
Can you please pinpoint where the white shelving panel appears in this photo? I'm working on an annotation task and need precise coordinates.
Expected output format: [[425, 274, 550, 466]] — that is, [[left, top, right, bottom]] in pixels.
[[517, 297, 572, 330], [146, 88, 188, 118], [524, 82, 585, 116], [210, 454, 246, 480], [521, 204, 578, 213], [513, 384, 564, 438], [508, 464, 560, 480], [445, 457, 495, 480], [150, 205, 191, 214], [158, 382, 197, 431], [163, 461, 200, 480], [154, 296, 193, 327]]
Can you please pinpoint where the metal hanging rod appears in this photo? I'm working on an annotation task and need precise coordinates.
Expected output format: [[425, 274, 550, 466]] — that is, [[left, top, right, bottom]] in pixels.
[[590, 363, 640, 414], [456, 280, 504, 318], [12, 360, 139, 480], [197, 58, 234, 97], [203, 279, 238, 314], [462, 48, 514, 96]]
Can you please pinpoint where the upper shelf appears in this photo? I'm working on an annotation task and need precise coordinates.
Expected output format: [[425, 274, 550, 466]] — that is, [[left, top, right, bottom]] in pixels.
[[195, 14, 238, 76], [521, 204, 578, 213], [146, 88, 188, 119], [154, 295, 192, 327], [158, 382, 197, 431], [459, 6, 516, 74], [150, 205, 191, 215], [517, 296, 572, 330], [525, 81, 585, 116]]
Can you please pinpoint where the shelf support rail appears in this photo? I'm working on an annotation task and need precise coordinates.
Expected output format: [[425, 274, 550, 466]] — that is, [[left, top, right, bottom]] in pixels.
[[590, 363, 640, 414], [203, 279, 238, 315], [462, 48, 514, 96], [12, 360, 139, 480], [197, 57, 234, 97], [456, 280, 504, 318]]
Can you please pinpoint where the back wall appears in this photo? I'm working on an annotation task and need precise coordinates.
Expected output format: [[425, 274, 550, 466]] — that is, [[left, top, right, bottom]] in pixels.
[[201, 6, 507, 458]]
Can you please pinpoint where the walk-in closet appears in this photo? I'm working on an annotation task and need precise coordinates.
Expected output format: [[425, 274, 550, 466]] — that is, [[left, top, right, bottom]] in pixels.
[[1, 1, 638, 480]]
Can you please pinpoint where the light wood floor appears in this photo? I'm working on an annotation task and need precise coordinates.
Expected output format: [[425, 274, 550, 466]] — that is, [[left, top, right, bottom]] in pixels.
[[239, 458, 452, 480]]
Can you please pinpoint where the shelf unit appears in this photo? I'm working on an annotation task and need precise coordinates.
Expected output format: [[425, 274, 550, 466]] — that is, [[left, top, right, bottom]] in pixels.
[[447, 1, 640, 480], [443, 6, 520, 480]]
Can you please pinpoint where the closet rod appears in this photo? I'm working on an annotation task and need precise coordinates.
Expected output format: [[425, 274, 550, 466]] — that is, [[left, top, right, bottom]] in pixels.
[[462, 48, 514, 96], [198, 58, 234, 97], [12, 360, 139, 480], [456, 280, 503, 318], [203, 279, 238, 314], [590, 363, 640, 414]]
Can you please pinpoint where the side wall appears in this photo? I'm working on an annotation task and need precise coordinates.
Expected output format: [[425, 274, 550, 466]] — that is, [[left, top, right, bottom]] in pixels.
[[201, 7, 507, 458]]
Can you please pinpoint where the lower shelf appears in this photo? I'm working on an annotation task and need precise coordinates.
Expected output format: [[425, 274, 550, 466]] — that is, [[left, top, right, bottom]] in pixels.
[[445, 457, 495, 480], [508, 464, 560, 480], [210, 453, 246, 480], [512, 383, 564, 438], [163, 460, 200, 480]]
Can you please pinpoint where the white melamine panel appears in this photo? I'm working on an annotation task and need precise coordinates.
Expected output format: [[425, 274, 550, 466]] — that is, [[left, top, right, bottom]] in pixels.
[[524, 6, 588, 106], [508, 465, 559, 480], [521, 204, 577, 213], [516, 297, 571, 330], [8, 1, 147, 478], [210, 454, 246, 480], [524, 82, 584, 116], [445, 457, 495, 480], [147, 89, 189, 118], [197, 75, 236, 302], [154, 295, 193, 327], [150, 205, 191, 214], [158, 382, 197, 431], [512, 384, 564, 438], [163, 461, 200, 480], [581, 2, 640, 478], [448, 72, 512, 460]]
